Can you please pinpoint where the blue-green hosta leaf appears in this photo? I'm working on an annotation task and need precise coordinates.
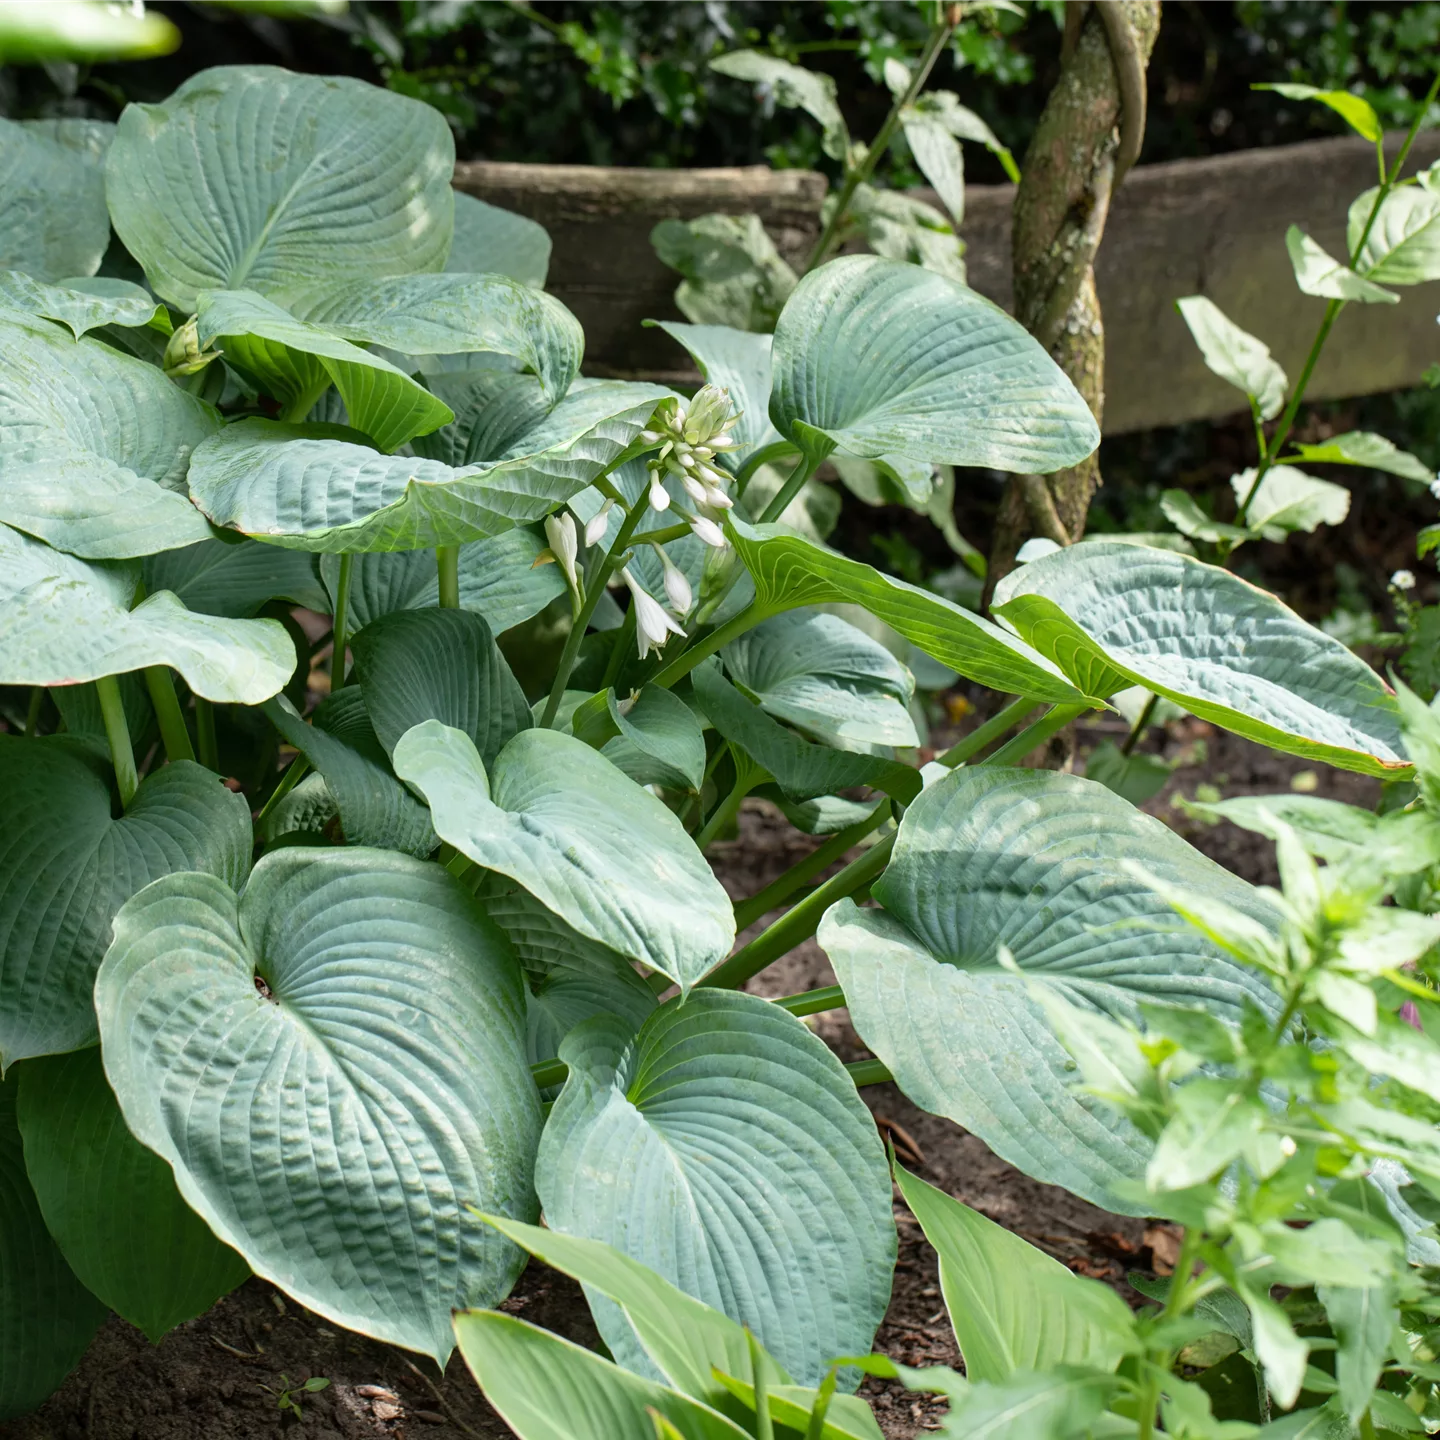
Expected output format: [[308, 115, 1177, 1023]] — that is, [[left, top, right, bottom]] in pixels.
[[0, 1079, 107, 1422], [0, 116, 112, 282], [1229, 466, 1350, 540], [471, 872, 656, 1067], [17, 1047, 248, 1342], [454, 1309, 752, 1440], [189, 383, 668, 552], [1349, 170, 1440, 286], [447, 192, 552, 288], [393, 722, 734, 992], [0, 309, 218, 558], [143, 538, 327, 618], [286, 273, 582, 400], [95, 848, 541, 1364], [1285, 227, 1398, 304], [692, 661, 920, 804], [992, 541, 1408, 777], [350, 607, 530, 771], [730, 516, 1089, 705], [818, 767, 1280, 1212], [1175, 295, 1288, 421], [195, 288, 452, 451], [0, 525, 295, 701], [0, 738, 250, 1068], [722, 609, 917, 749], [106, 65, 455, 311], [319, 527, 564, 633], [263, 691, 436, 857], [650, 321, 783, 463], [768, 256, 1099, 469], [0, 271, 164, 338], [1285, 430, 1434, 484], [537, 992, 896, 1386], [572, 685, 708, 793], [410, 370, 556, 467]]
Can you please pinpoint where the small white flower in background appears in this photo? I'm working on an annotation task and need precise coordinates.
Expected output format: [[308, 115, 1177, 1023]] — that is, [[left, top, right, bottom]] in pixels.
[[1392, 569, 1417, 591], [688, 513, 728, 549], [585, 498, 615, 547], [542, 512, 581, 595], [653, 544, 693, 615], [621, 567, 685, 659], [1431, 475, 1440, 501]]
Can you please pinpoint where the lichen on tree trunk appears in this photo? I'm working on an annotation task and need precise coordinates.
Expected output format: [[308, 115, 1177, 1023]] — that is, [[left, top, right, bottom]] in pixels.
[[984, 0, 1161, 604]]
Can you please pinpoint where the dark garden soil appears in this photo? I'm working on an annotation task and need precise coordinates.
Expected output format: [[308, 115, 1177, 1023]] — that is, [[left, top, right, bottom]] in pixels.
[[1, 702, 1381, 1440]]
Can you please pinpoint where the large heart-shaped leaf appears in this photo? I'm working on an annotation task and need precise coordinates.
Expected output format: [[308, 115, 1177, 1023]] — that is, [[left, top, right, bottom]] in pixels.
[[537, 991, 896, 1386], [0, 525, 295, 702], [350, 608, 530, 772], [650, 321, 782, 462], [818, 766, 1280, 1212], [0, 1079, 107, 1422], [263, 691, 436, 856], [106, 65, 455, 310], [195, 289, 452, 451], [0, 740, 251, 1068], [17, 1048, 248, 1342], [0, 117, 112, 281], [189, 382, 667, 551], [393, 722, 734, 993], [447, 192, 552, 288], [95, 848, 541, 1364], [768, 255, 1099, 469], [0, 309, 218, 558], [318, 528, 563, 634], [722, 609, 917, 749], [992, 541, 1409, 777], [729, 517, 1088, 704], [144, 538, 327, 618], [286, 273, 582, 400], [0, 271, 164, 339]]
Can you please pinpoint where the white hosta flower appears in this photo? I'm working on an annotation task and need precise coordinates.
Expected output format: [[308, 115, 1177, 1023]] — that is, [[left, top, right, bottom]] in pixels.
[[1392, 569, 1417, 591], [621, 567, 685, 659], [653, 544, 693, 615], [647, 466, 672, 513], [585, 497, 615, 547], [1430, 475, 1440, 501], [543, 511, 581, 595], [688, 513, 728, 549]]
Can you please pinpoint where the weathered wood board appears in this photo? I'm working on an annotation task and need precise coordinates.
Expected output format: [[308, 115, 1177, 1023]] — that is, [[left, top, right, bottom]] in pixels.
[[454, 132, 1440, 436]]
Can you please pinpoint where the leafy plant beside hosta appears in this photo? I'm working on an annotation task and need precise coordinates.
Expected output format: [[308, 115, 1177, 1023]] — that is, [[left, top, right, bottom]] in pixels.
[[0, 60, 1434, 1440]]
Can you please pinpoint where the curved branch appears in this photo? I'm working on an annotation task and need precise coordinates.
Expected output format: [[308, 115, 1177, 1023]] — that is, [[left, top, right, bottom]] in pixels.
[[1098, 1, 1149, 185]]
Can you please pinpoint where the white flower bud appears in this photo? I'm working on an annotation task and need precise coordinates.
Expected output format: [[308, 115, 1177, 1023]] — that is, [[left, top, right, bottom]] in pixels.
[[585, 498, 615, 547], [653, 544, 693, 615], [702, 483, 733, 511], [679, 470, 710, 508], [688, 514, 729, 548], [543, 511, 581, 594], [621, 567, 686, 658], [648, 469, 672, 513]]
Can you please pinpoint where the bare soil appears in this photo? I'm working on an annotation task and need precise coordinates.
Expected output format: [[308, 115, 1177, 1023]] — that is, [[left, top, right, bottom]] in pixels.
[[2, 705, 1379, 1440]]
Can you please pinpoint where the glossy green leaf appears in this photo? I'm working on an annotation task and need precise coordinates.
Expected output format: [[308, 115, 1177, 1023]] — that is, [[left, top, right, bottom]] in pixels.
[[0, 309, 218, 558], [351, 607, 530, 771], [0, 739, 251, 1068], [1285, 430, 1434, 483], [263, 691, 436, 856], [95, 848, 541, 1364], [319, 527, 564, 633], [1175, 295, 1287, 421], [710, 50, 848, 159], [692, 661, 920, 804], [447, 192, 551, 288], [0, 525, 295, 702], [723, 609, 917, 749], [729, 516, 1088, 704], [144, 538, 327, 618], [106, 65, 455, 310], [454, 1309, 752, 1440], [573, 685, 708, 793], [894, 1165, 1133, 1383], [1255, 84, 1381, 141], [768, 256, 1099, 469], [195, 288, 452, 451], [537, 992, 895, 1386], [650, 321, 783, 463], [1284, 227, 1397, 304], [0, 1079, 106, 1422], [992, 540, 1408, 777], [651, 214, 798, 332], [394, 722, 733, 991], [1349, 170, 1440, 286], [1230, 465, 1350, 539], [286, 272, 582, 400], [189, 382, 667, 552], [819, 767, 1280, 1212], [0, 271, 164, 338], [0, 117, 111, 282], [17, 1047, 248, 1342]]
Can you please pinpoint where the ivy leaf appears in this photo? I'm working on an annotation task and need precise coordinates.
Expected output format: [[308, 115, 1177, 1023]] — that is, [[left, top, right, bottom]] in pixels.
[[95, 848, 541, 1365], [1284, 227, 1398, 304], [1175, 295, 1287, 421]]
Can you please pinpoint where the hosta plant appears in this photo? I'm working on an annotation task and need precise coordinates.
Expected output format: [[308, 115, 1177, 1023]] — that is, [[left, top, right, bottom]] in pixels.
[[0, 60, 1429, 1440]]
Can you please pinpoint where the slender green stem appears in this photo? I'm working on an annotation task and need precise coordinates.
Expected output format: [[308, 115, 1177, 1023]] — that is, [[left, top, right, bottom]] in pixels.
[[649, 604, 767, 690], [695, 774, 756, 852], [846, 1058, 892, 1087], [805, 1368, 841, 1440], [733, 802, 890, 931], [95, 674, 138, 808], [601, 607, 636, 690], [540, 497, 649, 728], [195, 697, 219, 772], [143, 666, 196, 763], [936, 696, 1036, 768], [531, 1057, 568, 1090], [24, 686, 43, 738], [983, 703, 1090, 768], [276, 377, 329, 426], [637, 521, 692, 547], [749, 1330, 774, 1440], [332, 553, 354, 686], [436, 546, 460, 609], [254, 755, 309, 829], [757, 451, 825, 525], [804, 12, 956, 272], [775, 985, 845, 1018], [1120, 692, 1159, 757], [736, 440, 800, 492], [1137, 1225, 1205, 1440]]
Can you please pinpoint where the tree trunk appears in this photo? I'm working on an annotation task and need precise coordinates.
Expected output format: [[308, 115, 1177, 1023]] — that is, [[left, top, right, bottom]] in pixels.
[[984, 0, 1161, 605]]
